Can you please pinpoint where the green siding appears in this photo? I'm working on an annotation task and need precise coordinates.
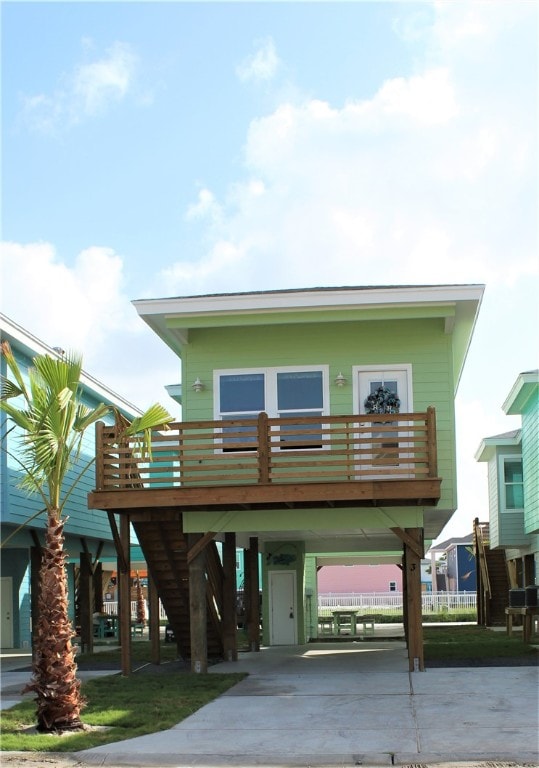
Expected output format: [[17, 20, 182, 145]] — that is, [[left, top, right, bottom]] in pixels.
[[487, 454, 500, 547], [522, 402, 539, 534], [181, 316, 457, 518], [494, 447, 527, 547]]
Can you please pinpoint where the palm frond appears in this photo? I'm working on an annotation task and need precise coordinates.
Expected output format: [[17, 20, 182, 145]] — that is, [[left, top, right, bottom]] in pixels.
[[121, 404, 173, 436], [1, 341, 29, 401], [1, 376, 25, 401]]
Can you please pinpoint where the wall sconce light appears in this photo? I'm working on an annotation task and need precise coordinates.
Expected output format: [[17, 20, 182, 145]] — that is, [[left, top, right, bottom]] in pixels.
[[192, 377, 205, 393], [334, 372, 347, 387]]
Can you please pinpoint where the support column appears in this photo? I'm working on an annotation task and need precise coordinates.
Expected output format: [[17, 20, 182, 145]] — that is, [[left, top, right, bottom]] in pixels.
[[79, 551, 94, 654], [149, 572, 161, 665], [119, 514, 131, 676], [189, 533, 207, 673], [30, 545, 42, 660], [404, 527, 424, 672], [222, 532, 238, 662], [93, 561, 103, 613], [246, 537, 260, 652]]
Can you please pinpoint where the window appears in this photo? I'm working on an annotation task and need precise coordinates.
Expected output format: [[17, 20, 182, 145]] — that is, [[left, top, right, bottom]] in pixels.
[[502, 457, 524, 510], [389, 581, 397, 592], [215, 366, 328, 450]]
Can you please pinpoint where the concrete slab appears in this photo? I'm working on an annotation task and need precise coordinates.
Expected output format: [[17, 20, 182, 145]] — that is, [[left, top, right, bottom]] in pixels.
[[3, 642, 538, 766]]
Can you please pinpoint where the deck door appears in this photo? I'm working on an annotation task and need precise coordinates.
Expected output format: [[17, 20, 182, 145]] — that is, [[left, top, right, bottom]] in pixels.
[[269, 571, 297, 645], [355, 367, 412, 478]]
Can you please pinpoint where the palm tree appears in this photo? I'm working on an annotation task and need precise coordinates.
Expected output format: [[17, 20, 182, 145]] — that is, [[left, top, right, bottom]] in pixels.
[[0, 341, 171, 732]]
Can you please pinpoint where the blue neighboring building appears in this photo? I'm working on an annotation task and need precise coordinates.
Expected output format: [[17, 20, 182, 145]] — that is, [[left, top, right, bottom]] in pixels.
[[0, 314, 143, 649]]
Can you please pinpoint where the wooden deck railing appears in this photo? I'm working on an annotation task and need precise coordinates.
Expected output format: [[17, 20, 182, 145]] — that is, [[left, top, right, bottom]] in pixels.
[[95, 408, 438, 492]]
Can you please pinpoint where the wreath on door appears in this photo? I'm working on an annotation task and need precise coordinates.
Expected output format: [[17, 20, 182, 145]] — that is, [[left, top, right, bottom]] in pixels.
[[364, 385, 401, 415]]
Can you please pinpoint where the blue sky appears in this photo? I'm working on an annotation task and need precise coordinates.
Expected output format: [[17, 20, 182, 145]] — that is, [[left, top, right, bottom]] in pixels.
[[1, 1, 538, 541]]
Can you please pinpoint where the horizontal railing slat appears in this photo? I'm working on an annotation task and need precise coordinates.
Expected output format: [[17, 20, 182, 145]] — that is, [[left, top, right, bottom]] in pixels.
[[95, 411, 438, 491]]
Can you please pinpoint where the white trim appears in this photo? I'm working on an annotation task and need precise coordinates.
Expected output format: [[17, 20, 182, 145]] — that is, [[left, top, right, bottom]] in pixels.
[[213, 365, 330, 420], [352, 365, 413, 477], [498, 453, 524, 513], [0, 313, 142, 415], [134, 284, 485, 318], [352, 364, 413, 414], [502, 370, 539, 414]]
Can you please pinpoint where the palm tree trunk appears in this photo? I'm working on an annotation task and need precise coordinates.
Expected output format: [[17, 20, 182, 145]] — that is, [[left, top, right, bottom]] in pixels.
[[24, 513, 85, 731]]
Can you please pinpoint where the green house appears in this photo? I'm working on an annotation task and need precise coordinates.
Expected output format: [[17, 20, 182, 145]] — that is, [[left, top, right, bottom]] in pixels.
[[89, 284, 484, 671], [476, 370, 539, 589]]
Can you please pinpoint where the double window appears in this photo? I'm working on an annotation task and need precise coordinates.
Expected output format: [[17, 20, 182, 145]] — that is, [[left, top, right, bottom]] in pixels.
[[215, 367, 328, 450]]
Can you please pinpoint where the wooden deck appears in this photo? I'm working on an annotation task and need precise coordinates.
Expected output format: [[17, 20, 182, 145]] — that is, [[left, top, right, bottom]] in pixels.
[[89, 409, 441, 512]]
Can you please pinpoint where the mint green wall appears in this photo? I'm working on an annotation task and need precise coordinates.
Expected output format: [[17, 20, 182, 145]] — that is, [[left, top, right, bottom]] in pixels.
[[304, 555, 319, 640], [522, 400, 539, 534], [180, 316, 457, 529], [493, 445, 527, 547]]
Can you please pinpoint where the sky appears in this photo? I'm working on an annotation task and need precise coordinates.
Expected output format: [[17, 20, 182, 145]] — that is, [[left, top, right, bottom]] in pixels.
[[1, 1, 538, 543]]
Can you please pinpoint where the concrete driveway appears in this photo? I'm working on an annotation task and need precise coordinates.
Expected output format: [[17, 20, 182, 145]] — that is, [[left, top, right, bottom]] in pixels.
[[77, 640, 539, 767]]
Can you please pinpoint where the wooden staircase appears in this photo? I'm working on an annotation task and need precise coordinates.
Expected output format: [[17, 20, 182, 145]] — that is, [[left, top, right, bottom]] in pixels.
[[474, 519, 510, 626], [132, 518, 224, 660]]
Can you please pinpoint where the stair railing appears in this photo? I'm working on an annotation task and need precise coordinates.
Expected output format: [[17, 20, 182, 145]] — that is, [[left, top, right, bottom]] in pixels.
[[474, 517, 491, 625]]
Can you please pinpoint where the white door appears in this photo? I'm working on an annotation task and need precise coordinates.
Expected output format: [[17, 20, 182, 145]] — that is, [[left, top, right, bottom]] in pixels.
[[355, 367, 411, 476], [1, 577, 14, 648], [269, 571, 297, 645]]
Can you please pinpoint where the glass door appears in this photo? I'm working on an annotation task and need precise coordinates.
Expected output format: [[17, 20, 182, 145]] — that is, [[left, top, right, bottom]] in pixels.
[[356, 368, 411, 477]]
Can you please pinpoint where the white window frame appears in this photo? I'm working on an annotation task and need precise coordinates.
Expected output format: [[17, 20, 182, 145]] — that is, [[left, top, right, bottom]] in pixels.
[[214, 365, 330, 452], [352, 364, 413, 414], [498, 454, 524, 513]]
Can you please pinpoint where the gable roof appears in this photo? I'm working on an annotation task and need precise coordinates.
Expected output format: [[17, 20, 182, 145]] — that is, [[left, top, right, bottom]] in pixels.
[[427, 533, 474, 553], [503, 370, 539, 415], [475, 429, 522, 462]]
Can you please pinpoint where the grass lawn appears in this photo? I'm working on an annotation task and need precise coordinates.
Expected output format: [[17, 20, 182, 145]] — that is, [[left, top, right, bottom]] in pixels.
[[1, 642, 245, 754], [424, 624, 539, 660]]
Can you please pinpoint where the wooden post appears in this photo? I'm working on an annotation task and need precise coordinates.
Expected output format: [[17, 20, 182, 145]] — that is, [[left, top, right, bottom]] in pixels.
[[93, 561, 103, 613], [119, 513, 131, 676], [257, 412, 270, 484], [401, 550, 408, 645], [404, 527, 424, 672], [79, 551, 94, 654], [148, 572, 161, 665], [426, 406, 438, 478], [189, 533, 208, 673], [222, 532, 238, 661], [95, 421, 105, 490], [247, 536, 260, 652]]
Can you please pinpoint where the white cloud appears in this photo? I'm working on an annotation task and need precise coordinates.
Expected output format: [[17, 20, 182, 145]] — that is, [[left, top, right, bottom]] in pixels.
[[0, 241, 180, 413], [161, 2, 535, 298], [236, 37, 281, 84], [21, 41, 138, 133], [71, 42, 136, 117], [373, 67, 459, 125], [185, 188, 222, 223]]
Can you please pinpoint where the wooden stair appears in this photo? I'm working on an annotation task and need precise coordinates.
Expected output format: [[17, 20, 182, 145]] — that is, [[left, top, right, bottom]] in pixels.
[[132, 519, 224, 660], [474, 518, 510, 626], [484, 547, 510, 625]]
